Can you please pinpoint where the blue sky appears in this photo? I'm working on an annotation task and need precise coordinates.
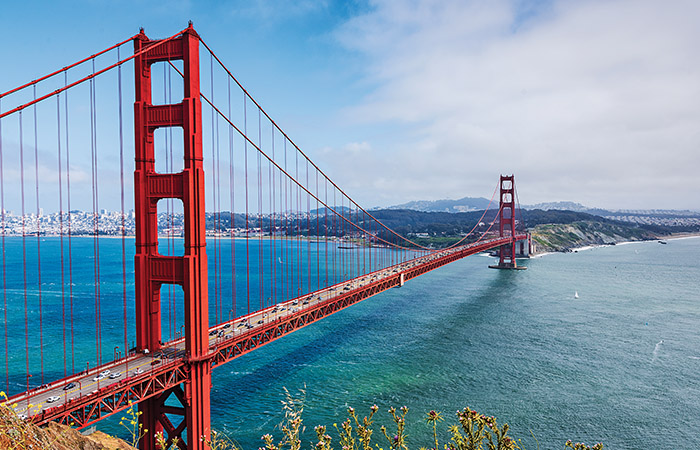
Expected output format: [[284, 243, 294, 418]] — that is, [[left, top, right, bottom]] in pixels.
[[1, 0, 699, 211]]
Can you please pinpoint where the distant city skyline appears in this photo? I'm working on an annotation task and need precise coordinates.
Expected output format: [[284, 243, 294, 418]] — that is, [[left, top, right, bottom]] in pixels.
[[1, 0, 699, 212]]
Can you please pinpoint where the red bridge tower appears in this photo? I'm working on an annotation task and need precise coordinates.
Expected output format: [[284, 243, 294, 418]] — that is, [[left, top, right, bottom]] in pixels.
[[134, 25, 211, 449], [489, 175, 527, 270]]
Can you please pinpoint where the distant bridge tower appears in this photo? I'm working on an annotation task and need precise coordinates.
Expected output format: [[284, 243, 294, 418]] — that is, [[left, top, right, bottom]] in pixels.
[[134, 25, 211, 450], [489, 175, 526, 270]]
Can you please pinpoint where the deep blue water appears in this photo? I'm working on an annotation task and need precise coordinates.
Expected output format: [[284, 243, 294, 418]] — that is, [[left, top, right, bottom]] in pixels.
[[2, 236, 699, 449]]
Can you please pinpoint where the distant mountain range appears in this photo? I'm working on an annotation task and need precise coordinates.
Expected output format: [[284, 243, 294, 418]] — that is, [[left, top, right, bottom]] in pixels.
[[385, 197, 592, 213], [384, 198, 700, 217], [384, 197, 493, 213]]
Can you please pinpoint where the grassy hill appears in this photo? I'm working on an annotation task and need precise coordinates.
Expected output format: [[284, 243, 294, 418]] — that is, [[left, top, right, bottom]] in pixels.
[[529, 220, 657, 252]]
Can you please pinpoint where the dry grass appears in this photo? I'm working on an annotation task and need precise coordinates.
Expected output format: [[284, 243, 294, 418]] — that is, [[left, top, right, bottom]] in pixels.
[[1, 389, 603, 450]]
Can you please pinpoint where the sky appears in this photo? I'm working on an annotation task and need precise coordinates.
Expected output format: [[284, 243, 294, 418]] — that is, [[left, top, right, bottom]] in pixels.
[[1, 0, 699, 211]]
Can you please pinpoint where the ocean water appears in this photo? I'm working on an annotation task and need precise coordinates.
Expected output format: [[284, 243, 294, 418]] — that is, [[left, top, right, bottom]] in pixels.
[[201, 237, 700, 450], [2, 236, 699, 449]]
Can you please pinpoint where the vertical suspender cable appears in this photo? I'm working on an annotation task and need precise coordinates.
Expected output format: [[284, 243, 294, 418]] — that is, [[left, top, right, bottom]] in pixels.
[[324, 177, 328, 289], [283, 139, 288, 301], [306, 160, 313, 292], [89, 71, 98, 367], [244, 95, 250, 316], [19, 112, 29, 391], [90, 58, 103, 367], [210, 54, 219, 325], [340, 195, 344, 282], [118, 47, 129, 372], [258, 110, 263, 309], [315, 169, 319, 292], [356, 208, 360, 278], [32, 86, 45, 385], [227, 77, 236, 320], [216, 70, 223, 321], [216, 77, 223, 323], [295, 147, 300, 297], [277, 135, 283, 303], [369, 215, 373, 272], [271, 127, 276, 306], [0, 98, 7, 392], [281, 139, 286, 301], [64, 72, 75, 375], [332, 187, 336, 286], [268, 125, 273, 308], [56, 94, 67, 379]]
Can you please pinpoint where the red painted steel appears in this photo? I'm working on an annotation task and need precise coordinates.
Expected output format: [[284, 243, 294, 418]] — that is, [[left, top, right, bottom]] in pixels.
[[0, 28, 188, 120], [0, 35, 136, 100], [133, 24, 210, 450], [497, 175, 518, 268], [1, 25, 530, 449], [27, 236, 526, 431]]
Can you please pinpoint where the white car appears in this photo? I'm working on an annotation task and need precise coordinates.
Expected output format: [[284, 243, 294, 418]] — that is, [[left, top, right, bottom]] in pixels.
[[109, 372, 122, 379], [133, 367, 144, 375], [46, 396, 60, 403], [93, 374, 105, 382], [99, 370, 110, 377]]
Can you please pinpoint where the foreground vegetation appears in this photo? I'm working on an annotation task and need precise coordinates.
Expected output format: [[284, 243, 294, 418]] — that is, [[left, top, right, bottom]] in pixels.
[[2, 389, 603, 450], [0, 394, 135, 449]]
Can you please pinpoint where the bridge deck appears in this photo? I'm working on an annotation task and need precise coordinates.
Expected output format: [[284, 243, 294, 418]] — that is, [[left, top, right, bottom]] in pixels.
[[4, 235, 526, 428]]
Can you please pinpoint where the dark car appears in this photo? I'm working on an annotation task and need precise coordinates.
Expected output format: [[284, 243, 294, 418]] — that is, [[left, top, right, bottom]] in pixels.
[[63, 382, 76, 391]]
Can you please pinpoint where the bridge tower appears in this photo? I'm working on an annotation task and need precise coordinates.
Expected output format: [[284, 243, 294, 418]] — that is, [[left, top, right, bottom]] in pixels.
[[489, 175, 526, 270], [133, 25, 211, 449]]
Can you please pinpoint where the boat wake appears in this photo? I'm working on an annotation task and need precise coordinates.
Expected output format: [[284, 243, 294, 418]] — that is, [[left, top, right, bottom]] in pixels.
[[652, 340, 663, 362]]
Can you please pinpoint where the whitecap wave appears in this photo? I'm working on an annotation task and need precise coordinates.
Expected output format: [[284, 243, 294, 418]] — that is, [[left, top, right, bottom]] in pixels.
[[652, 340, 663, 362]]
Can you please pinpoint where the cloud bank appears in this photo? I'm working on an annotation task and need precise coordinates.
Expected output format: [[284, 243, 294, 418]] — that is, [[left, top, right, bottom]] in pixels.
[[327, 0, 700, 210]]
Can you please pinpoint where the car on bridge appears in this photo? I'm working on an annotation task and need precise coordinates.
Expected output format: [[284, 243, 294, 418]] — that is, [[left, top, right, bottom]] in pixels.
[[46, 396, 60, 403], [63, 382, 75, 390], [109, 372, 122, 379]]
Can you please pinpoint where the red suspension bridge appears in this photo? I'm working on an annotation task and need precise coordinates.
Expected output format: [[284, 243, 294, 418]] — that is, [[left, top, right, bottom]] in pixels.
[[0, 25, 529, 449]]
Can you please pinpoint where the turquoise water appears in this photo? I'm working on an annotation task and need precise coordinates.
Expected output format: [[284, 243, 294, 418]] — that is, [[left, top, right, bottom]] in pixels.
[[201, 237, 700, 449], [2, 237, 699, 449], [0, 236, 416, 390]]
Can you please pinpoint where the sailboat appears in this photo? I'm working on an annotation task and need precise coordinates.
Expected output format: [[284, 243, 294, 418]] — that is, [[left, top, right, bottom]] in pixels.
[[574, 291, 579, 299]]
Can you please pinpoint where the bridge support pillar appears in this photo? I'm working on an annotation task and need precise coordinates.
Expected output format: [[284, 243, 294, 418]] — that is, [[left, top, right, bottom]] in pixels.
[[489, 175, 527, 270], [134, 24, 211, 450]]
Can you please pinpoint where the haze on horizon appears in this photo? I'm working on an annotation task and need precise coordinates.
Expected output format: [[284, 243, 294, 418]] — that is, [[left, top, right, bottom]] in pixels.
[[1, 0, 698, 212]]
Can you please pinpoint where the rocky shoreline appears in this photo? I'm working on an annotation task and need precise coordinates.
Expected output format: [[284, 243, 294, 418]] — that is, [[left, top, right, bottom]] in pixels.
[[530, 220, 668, 253]]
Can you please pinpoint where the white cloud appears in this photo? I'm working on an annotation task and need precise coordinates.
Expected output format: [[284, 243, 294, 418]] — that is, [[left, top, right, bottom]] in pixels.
[[332, 0, 700, 209]]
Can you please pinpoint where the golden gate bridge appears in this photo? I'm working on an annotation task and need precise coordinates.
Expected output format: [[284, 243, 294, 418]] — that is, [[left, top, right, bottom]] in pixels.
[[0, 25, 529, 449]]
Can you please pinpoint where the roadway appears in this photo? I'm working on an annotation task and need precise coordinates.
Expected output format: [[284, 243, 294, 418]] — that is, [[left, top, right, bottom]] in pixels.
[[4, 234, 526, 425]]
